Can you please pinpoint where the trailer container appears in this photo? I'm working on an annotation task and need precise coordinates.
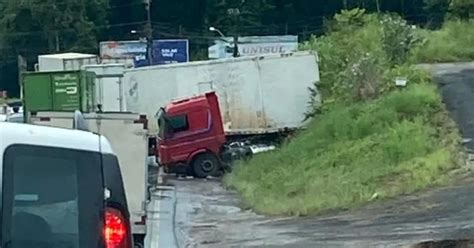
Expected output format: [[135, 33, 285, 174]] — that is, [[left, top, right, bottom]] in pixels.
[[37, 53, 99, 72], [123, 51, 320, 135], [22, 70, 96, 113], [82, 64, 127, 112]]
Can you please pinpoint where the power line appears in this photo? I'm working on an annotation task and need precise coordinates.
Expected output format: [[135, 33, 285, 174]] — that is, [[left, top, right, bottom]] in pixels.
[[0, 21, 148, 37]]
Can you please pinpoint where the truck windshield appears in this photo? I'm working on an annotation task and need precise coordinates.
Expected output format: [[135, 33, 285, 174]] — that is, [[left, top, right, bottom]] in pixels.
[[157, 109, 189, 139], [157, 108, 172, 139]]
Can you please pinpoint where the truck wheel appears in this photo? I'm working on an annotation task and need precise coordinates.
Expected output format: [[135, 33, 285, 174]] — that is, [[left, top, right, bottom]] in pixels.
[[133, 234, 145, 248], [192, 153, 220, 178]]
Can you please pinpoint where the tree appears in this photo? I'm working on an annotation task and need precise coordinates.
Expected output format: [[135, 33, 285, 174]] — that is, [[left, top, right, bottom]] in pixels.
[[449, 0, 474, 20], [206, 0, 276, 36], [423, 0, 450, 28], [108, 0, 146, 40], [0, 0, 108, 95], [0, 0, 108, 56]]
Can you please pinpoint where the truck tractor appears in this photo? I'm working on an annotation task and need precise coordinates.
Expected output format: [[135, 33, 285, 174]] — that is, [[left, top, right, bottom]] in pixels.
[[156, 91, 280, 178]]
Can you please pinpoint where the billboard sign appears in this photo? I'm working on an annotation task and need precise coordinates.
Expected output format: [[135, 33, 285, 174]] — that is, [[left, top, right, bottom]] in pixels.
[[100, 39, 189, 67], [153, 39, 189, 64], [208, 35, 298, 59], [100, 40, 149, 67]]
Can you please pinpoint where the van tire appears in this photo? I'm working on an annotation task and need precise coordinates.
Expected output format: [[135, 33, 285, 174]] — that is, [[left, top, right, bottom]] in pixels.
[[192, 153, 220, 178]]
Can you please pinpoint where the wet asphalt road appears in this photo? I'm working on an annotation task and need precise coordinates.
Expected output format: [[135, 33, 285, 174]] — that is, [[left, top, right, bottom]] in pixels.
[[147, 63, 474, 248], [420, 62, 474, 150], [153, 175, 474, 248]]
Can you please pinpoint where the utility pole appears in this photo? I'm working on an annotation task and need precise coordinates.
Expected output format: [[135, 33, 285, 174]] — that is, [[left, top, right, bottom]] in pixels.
[[55, 33, 60, 52], [17, 54, 27, 121], [228, 5, 243, 58], [17, 55, 26, 99], [144, 0, 153, 65], [232, 11, 240, 58]]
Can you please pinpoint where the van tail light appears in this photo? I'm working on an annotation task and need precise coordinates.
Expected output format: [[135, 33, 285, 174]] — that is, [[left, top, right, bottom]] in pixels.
[[104, 207, 130, 248]]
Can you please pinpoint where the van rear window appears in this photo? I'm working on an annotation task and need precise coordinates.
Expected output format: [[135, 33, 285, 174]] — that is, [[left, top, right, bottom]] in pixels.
[[1, 145, 104, 248]]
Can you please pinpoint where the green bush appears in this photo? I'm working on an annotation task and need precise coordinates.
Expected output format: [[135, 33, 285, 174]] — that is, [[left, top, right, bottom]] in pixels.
[[225, 84, 461, 216], [301, 10, 422, 116], [380, 14, 422, 65], [410, 20, 474, 63]]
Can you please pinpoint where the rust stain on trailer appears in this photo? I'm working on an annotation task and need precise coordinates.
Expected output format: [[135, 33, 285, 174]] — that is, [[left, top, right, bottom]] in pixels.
[[213, 62, 277, 131], [228, 106, 267, 130], [223, 104, 277, 131]]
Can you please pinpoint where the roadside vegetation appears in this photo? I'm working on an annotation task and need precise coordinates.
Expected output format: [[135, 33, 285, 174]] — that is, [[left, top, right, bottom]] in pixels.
[[225, 9, 465, 216], [410, 21, 474, 63]]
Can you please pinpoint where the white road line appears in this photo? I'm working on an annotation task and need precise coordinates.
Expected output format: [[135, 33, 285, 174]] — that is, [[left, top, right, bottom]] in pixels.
[[147, 166, 178, 248]]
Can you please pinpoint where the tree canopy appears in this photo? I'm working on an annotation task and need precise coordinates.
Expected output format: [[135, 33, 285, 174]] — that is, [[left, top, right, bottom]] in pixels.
[[0, 0, 471, 95]]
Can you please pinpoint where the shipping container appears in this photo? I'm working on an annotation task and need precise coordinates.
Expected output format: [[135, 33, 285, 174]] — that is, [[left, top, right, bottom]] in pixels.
[[122, 51, 320, 134], [22, 70, 96, 113], [37, 53, 99, 72], [82, 64, 127, 112]]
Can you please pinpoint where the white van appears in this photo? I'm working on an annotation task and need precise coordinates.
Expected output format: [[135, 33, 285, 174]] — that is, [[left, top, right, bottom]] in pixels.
[[0, 120, 133, 248]]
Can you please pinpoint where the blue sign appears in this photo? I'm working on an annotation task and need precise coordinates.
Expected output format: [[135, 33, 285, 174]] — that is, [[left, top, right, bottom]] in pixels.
[[152, 40, 189, 65], [133, 53, 150, 68], [100, 39, 189, 67]]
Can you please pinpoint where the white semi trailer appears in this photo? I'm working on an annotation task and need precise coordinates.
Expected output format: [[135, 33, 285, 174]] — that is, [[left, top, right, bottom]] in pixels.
[[122, 51, 320, 135]]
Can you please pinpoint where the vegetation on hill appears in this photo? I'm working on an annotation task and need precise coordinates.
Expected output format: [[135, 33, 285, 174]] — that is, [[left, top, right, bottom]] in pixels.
[[410, 21, 474, 63], [225, 10, 465, 216]]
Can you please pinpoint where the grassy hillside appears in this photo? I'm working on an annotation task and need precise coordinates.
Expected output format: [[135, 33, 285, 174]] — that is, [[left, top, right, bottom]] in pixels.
[[410, 21, 474, 63], [223, 9, 469, 216], [225, 84, 462, 216]]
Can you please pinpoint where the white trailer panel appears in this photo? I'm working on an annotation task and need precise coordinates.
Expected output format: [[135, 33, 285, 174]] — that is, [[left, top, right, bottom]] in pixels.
[[29, 112, 149, 235], [123, 51, 320, 134], [101, 58, 135, 68], [82, 64, 127, 112], [38, 53, 99, 72]]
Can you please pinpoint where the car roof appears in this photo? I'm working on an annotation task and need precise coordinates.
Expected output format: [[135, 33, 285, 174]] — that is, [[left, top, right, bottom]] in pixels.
[[0, 122, 114, 154]]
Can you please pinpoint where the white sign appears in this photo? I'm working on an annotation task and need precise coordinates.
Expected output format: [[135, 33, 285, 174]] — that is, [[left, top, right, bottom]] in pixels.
[[208, 35, 298, 59], [395, 77, 408, 87]]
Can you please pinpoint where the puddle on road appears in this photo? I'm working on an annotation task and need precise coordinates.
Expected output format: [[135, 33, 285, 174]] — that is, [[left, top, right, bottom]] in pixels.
[[412, 240, 474, 248]]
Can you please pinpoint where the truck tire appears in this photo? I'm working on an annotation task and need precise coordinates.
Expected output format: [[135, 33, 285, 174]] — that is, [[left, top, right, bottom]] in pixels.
[[192, 153, 220, 178], [133, 234, 145, 248]]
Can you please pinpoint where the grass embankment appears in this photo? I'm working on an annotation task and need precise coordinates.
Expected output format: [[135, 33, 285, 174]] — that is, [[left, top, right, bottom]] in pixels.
[[225, 9, 464, 216], [226, 84, 461, 216], [411, 21, 474, 63]]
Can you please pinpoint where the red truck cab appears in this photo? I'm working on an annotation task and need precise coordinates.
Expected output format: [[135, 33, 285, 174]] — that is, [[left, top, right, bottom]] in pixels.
[[157, 92, 227, 178]]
